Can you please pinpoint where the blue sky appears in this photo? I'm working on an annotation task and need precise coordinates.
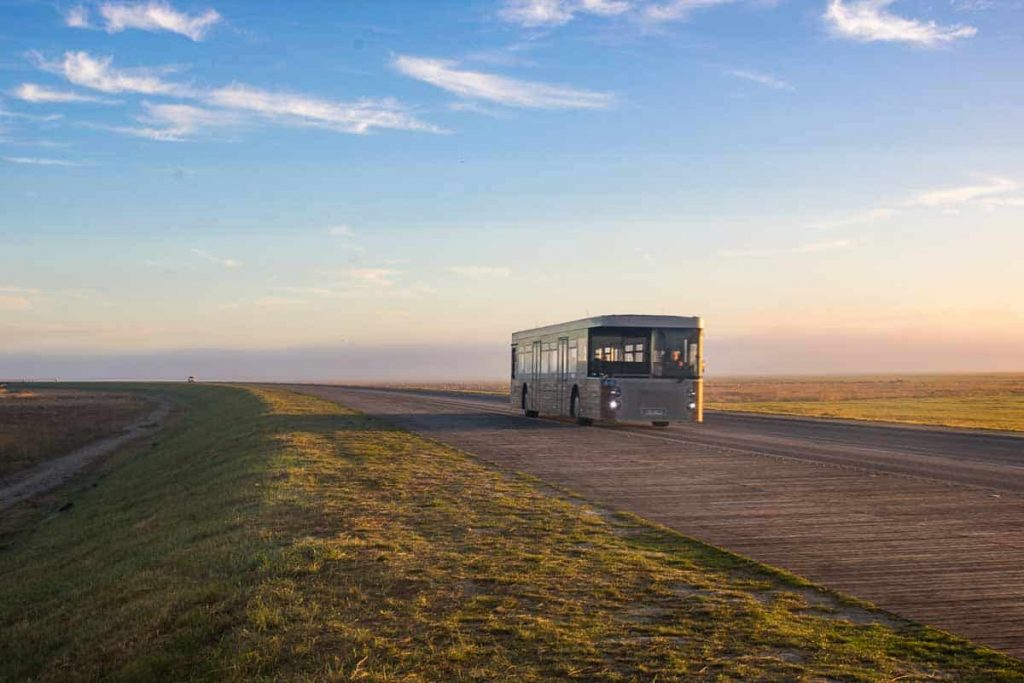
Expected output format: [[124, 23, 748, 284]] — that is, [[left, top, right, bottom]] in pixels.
[[1, 0, 1022, 378]]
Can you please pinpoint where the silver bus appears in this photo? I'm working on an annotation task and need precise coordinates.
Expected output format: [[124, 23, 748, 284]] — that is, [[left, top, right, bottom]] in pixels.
[[510, 314, 704, 426]]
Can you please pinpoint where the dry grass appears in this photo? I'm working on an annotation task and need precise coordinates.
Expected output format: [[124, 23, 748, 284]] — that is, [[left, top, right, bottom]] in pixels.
[[390, 374, 1024, 431], [0, 386, 153, 478], [706, 374, 1024, 431], [2, 383, 1021, 681]]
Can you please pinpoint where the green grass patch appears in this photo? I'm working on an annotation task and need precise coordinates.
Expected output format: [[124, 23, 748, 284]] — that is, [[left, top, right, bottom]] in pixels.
[[1, 384, 1021, 681]]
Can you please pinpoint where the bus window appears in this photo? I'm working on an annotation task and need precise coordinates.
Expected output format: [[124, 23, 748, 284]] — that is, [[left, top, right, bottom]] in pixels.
[[511, 345, 517, 378], [652, 328, 701, 379], [588, 327, 650, 377]]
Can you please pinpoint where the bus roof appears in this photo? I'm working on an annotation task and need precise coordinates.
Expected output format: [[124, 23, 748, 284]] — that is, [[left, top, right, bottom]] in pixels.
[[512, 314, 702, 341]]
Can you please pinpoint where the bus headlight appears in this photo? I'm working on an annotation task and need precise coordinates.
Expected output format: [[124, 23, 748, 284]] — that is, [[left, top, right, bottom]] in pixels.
[[609, 399, 620, 410], [687, 402, 697, 411]]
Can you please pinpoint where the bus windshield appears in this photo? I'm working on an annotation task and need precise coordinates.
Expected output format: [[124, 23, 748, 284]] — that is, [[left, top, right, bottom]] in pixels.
[[652, 328, 701, 379], [588, 326, 701, 378]]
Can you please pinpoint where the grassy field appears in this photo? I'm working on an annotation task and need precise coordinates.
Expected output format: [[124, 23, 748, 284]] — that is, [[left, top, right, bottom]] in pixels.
[[0, 386, 154, 478], [386, 374, 1024, 432], [705, 374, 1024, 432], [1, 383, 1021, 681]]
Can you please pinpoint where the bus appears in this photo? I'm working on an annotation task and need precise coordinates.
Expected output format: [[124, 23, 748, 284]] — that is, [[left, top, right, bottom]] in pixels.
[[510, 314, 704, 426]]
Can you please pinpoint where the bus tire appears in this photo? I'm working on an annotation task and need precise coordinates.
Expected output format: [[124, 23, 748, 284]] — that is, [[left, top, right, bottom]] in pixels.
[[526, 410, 539, 418], [651, 421, 670, 428], [571, 389, 591, 425]]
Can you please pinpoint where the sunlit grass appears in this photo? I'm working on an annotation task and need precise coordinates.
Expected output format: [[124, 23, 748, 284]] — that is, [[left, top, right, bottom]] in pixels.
[[707, 374, 1024, 431], [1, 384, 1021, 681]]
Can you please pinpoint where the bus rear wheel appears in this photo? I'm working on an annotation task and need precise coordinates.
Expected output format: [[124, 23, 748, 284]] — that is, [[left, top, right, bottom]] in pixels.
[[651, 421, 670, 427], [522, 385, 539, 417]]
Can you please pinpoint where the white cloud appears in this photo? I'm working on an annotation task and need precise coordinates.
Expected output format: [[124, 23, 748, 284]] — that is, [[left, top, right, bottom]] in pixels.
[[394, 56, 612, 109], [824, 0, 977, 46], [64, 5, 91, 28], [725, 69, 793, 91], [109, 101, 240, 141], [203, 84, 441, 134], [0, 295, 32, 311], [191, 248, 242, 268], [97, 1, 221, 41], [645, 0, 739, 23], [978, 196, 1024, 209], [500, 0, 632, 26], [349, 268, 400, 286], [34, 51, 440, 137], [449, 266, 512, 278], [721, 239, 854, 258], [36, 51, 190, 96], [327, 225, 355, 237], [12, 83, 116, 104], [0, 106, 62, 122], [908, 176, 1016, 207], [501, 0, 576, 25], [0, 286, 39, 311], [2, 156, 85, 166], [812, 207, 896, 230]]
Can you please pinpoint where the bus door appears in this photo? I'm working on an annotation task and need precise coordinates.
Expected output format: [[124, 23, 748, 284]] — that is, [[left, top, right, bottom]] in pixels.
[[557, 337, 569, 413], [531, 340, 542, 410]]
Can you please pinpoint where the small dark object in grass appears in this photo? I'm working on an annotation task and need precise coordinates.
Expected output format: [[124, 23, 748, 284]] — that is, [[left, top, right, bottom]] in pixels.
[[57, 502, 73, 513]]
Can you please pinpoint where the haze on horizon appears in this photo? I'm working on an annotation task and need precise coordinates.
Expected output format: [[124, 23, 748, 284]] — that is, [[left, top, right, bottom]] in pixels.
[[1, 0, 1022, 380]]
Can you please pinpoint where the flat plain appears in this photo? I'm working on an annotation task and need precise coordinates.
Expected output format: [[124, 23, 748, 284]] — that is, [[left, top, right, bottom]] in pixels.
[[0, 386, 153, 479], [705, 373, 1024, 432], [2, 383, 1021, 681], [375, 373, 1024, 431]]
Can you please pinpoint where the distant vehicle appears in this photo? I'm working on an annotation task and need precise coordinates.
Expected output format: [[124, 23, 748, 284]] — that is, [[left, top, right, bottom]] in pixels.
[[511, 314, 704, 426], [187, 376, 196, 384]]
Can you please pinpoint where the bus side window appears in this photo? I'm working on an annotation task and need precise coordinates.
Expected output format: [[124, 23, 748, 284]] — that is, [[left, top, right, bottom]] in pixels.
[[511, 345, 517, 378]]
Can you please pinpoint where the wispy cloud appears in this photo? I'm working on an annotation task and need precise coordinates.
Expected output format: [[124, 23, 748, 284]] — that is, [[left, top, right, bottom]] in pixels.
[[449, 265, 512, 278], [824, 0, 977, 46], [349, 268, 400, 286], [908, 176, 1016, 206], [327, 225, 355, 237], [499, 0, 632, 27], [2, 156, 85, 166], [191, 248, 242, 268], [644, 0, 740, 23], [394, 56, 612, 109], [66, 1, 221, 41], [33, 51, 441, 137], [64, 5, 91, 28], [12, 82, 117, 104], [978, 196, 1024, 209], [721, 239, 854, 258], [35, 51, 190, 96], [0, 286, 40, 311], [0, 106, 62, 122], [811, 176, 1017, 231], [203, 84, 440, 134], [98, 1, 221, 41], [107, 101, 240, 141], [725, 68, 793, 91], [811, 207, 896, 230], [500, 0, 752, 27]]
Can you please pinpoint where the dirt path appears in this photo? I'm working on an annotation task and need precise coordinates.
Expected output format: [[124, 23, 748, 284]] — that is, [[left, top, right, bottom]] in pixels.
[[0, 399, 172, 512]]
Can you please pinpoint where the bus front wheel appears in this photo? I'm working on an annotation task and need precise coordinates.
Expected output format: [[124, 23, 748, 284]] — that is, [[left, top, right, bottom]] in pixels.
[[571, 390, 591, 426]]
